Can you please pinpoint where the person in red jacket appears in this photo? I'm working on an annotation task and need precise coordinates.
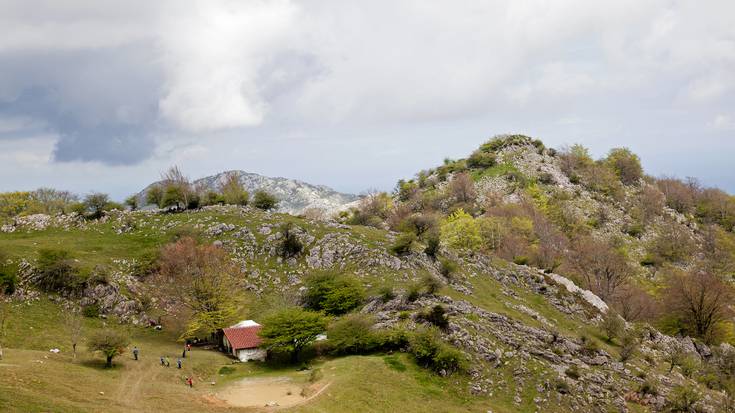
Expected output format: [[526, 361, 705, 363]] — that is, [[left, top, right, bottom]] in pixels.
[[186, 377, 193, 388]]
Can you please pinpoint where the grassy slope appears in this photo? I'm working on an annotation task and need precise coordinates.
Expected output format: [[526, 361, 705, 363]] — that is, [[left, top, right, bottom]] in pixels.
[[0, 209, 653, 412]]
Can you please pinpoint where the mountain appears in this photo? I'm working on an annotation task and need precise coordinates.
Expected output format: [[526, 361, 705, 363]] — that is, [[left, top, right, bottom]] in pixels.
[[137, 170, 361, 215], [2, 135, 735, 412]]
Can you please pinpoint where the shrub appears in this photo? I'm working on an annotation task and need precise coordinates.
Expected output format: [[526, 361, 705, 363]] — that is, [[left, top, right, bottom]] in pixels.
[[391, 232, 416, 256], [467, 150, 497, 169], [420, 274, 442, 295], [619, 332, 639, 362], [538, 172, 555, 185], [252, 190, 279, 211], [278, 223, 303, 258], [553, 378, 570, 394], [303, 272, 365, 316], [438, 257, 457, 278], [408, 328, 466, 375], [33, 249, 84, 293], [580, 333, 600, 354], [605, 148, 643, 185], [513, 255, 529, 265], [378, 285, 395, 302], [565, 365, 580, 380], [601, 311, 624, 342], [638, 378, 658, 396], [417, 305, 449, 330], [0, 255, 17, 295], [440, 209, 482, 250], [327, 314, 378, 355], [259, 307, 328, 363], [423, 230, 441, 258], [82, 303, 100, 318], [666, 385, 701, 412], [218, 366, 236, 375], [406, 284, 421, 302]]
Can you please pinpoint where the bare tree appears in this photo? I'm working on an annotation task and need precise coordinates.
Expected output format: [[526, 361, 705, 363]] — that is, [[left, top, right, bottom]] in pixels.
[[663, 269, 733, 342], [64, 309, 83, 360], [160, 165, 192, 209], [611, 284, 657, 322], [568, 237, 631, 302], [449, 172, 476, 205]]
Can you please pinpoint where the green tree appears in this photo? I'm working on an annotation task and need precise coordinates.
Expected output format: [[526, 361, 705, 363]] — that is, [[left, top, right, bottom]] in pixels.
[[259, 307, 327, 363], [303, 272, 365, 315], [440, 209, 482, 250], [605, 147, 643, 186], [219, 173, 249, 206], [83, 192, 112, 219], [252, 190, 279, 211], [32, 249, 82, 292], [146, 184, 165, 207], [88, 329, 129, 367], [124, 195, 139, 211], [327, 314, 377, 355]]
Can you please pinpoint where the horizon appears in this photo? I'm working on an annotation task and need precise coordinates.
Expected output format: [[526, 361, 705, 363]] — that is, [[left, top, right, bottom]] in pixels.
[[1, 1, 734, 199]]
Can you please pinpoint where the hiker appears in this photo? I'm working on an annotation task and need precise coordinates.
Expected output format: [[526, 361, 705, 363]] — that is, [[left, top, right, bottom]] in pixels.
[[186, 377, 193, 388], [165, 356, 170, 367], [160, 356, 165, 366], [177, 358, 182, 369], [186, 343, 191, 352], [182, 348, 186, 358], [133, 346, 139, 360]]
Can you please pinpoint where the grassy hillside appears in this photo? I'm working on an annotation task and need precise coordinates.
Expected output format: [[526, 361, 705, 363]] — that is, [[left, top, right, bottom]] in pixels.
[[2, 136, 735, 412]]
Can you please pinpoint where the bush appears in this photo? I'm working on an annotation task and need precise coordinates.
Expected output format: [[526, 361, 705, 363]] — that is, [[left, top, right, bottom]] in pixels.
[[638, 378, 658, 396], [391, 232, 416, 256], [619, 332, 639, 362], [33, 249, 84, 293], [438, 257, 457, 278], [420, 274, 441, 295], [565, 365, 580, 380], [303, 272, 365, 316], [378, 285, 395, 302], [417, 305, 449, 330], [252, 190, 279, 211], [601, 311, 624, 342], [605, 148, 643, 185], [406, 284, 421, 302], [513, 255, 529, 265], [82, 304, 100, 318], [218, 366, 236, 375], [327, 314, 378, 355], [0, 255, 17, 295], [278, 223, 303, 258], [666, 385, 701, 412], [467, 150, 497, 169], [423, 231, 441, 258], [408, 328, 466, 375]]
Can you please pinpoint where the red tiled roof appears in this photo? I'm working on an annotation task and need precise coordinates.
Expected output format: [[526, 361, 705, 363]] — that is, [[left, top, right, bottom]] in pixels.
[[223, 325, 263, 350]]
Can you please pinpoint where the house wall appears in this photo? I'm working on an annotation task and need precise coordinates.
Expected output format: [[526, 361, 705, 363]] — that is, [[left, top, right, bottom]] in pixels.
[[235, 348, 266, 362]]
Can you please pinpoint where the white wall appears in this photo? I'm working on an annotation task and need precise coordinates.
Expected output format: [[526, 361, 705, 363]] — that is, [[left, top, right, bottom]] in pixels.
[[236, 348, 266, 362]]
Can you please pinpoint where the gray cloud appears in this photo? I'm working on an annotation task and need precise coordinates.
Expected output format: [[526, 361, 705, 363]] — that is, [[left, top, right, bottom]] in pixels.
[[0, 0, 734, 196]]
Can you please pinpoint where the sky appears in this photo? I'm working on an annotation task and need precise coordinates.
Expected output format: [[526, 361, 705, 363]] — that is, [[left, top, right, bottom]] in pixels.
[[1, 0, 734, 200]]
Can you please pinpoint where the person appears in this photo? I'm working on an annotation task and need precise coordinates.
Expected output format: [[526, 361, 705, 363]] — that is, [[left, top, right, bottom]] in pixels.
[[160, 356, 165, 366], [186, 377, 193, 388], [133, 346, 139, 361], [187, 343, 191, 352], [165, 356, 170, 367], [182, 348, 186, 358], [177, 358, 182, 369]]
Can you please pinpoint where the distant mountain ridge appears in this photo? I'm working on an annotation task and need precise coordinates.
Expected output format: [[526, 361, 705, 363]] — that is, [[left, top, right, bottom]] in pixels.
[[137, 170, 360, 215]]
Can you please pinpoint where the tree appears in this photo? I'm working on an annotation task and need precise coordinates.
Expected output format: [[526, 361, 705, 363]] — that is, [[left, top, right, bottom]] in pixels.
[[303, 271, 365, 316], [146, 184, 165, 208], [31, 188, 78, 215], [88, 329, 129, 367], [32, 249, 82, 293], [449, 172, 476, 205], [218, 173, 249, 206], [83, 192, 112, 219], [605, 147, 643, 185], [159, 166, 193, 210], [64, 310, 83, 360], [601, 311, 624, 342], [663, 269, 733, 342], [277, 223, 303, 258], [327, 313, 377, 355], [124, 195, 139, 211], [568, 237, 631, 301], [611, 284, 657, 322], [440, 209, 482, 250], [157, 237, 240, 340], [252, 190, 279, 211], [258, 307, 327, 363]]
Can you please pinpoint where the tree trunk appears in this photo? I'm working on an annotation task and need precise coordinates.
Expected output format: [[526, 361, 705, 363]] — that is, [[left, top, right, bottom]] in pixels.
[[291, 348, 299, 364], [106, 355, 113, 368], [72, 343, 77, 360]]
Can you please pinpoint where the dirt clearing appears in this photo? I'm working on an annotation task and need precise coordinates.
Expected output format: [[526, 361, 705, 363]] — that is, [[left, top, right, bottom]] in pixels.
[[216, 376, 329, 409]]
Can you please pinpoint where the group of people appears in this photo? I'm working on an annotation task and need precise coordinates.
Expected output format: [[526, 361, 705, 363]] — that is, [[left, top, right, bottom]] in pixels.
[[130, 344, 195, 387]]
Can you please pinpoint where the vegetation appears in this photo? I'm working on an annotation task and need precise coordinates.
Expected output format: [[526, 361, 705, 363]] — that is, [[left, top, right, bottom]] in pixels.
[[252, 190, 279, 211], [87, 329, 130, 367], [303, 271, 365, 316], [258, 307, 327, 363]]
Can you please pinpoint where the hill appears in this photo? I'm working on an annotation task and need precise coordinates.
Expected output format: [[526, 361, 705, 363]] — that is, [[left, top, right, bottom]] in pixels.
[[2, 135, 735, 412], [136, 170, 360, 215]]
